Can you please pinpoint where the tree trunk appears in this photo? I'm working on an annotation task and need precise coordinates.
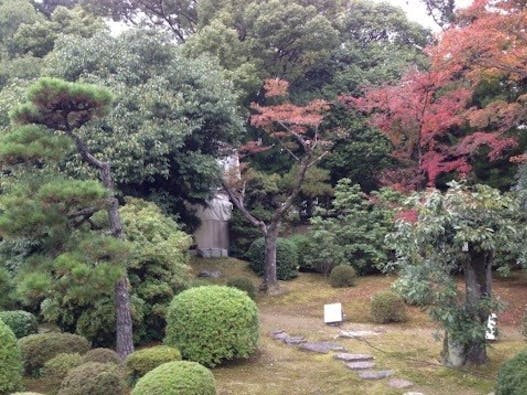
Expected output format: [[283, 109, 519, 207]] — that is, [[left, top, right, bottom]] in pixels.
[[71, 134, 134, 359], [100, 163, 134, 359], [262, 224, 280, 294], [462, 251, 492, 365], [444, 251, 492, 366]]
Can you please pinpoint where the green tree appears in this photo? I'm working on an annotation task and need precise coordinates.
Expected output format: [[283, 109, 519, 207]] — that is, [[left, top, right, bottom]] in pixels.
[[224, 79, 332, 293], [11, 78, 134, 358], [306, 179, 398, 274], [43, 29, 244, 225], [387, 182, 522, 366]]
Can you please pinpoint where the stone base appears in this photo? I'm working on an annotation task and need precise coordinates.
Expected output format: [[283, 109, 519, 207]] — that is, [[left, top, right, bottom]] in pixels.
[[197, 248, 229, 258]]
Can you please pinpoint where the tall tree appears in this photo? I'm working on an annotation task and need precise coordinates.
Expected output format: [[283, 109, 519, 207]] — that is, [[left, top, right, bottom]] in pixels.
[[388, 182, 521, 366], [344, 0, 527, 190], [11, 78, 134, 358], [223, 79, 331, 293], [42, 29, 244, 226], [344, 68, 516, 189]]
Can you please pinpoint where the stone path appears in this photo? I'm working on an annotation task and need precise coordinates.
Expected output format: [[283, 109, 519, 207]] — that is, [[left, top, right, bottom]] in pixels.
[[270, 329, 417, 391]]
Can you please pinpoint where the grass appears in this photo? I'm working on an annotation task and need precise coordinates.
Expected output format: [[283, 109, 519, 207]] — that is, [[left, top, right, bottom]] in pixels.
[[24, 257, 527, 394], [190, 257, 525, 395]]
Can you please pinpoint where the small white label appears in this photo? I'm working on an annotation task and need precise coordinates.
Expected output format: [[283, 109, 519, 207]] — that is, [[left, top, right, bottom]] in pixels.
[[324, 303, 343, 324], [462, 242, 469, 252]]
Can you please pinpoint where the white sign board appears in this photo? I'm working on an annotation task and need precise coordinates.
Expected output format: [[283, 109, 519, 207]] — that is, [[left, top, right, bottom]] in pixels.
[[324, 303, 343, 324], [486, 313, 497, 341]]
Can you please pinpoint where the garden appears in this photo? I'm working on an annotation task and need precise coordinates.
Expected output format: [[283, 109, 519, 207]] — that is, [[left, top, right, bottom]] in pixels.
[[1, 0, 527, 394]]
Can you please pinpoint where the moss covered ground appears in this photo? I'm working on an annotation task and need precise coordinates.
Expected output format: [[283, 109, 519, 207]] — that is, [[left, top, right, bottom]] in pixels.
[[25, 257, 526, 394]]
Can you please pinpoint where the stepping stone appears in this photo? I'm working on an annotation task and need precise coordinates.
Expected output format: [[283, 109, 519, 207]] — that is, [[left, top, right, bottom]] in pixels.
[[345, 361, 376, 370], [359, 370, 394, 380], [299, 342, 345, 354], [339, 330, 379, 338], [388, 378, 414, 389], [334, 353, 374, 362], [318, 342, 346, 351], [197, 269, 222, 278], [271, 330, 289, 341], [284, 336, 306, 345]]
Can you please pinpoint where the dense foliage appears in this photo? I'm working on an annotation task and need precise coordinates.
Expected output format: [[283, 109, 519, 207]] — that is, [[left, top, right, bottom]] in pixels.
[[81, 348, 120, 364], [245, 237, 299, 280], [387, 182, 523, 365], [41, 353, 83, 384], [0, 319, 23, 394], [495, 349, 527, 395], [131, 361, 216, 395], [124, 345, 182, 384], [329, 265, 357, 288], [226, 277, 257, 300], [305, 179, 398, 274], [57, 362, 125, 395], [18, 332, 90, 376], [165, 286, 259, 367], [0, 311, 38, 338], [370, 291, 408, 324], [120, 198, 192, 342]]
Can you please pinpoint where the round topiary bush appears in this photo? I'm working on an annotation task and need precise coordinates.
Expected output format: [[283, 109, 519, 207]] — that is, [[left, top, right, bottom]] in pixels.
[[0, 310, 38, 338], [329, 265, 356, 288], [370, 291, 408, 324], [165, 285, 259, 367], [245, 237, 299, 280], [131, 361, 215, 395], [496, 349, 527, 395], [42, 353, 83, 384], [0, 318, 23, 394], [18, 332, 90, 375], [58, 362, 125, 395], [124, 345, 181, 384], [226, 277, 257, 299], [82, 348, 120, 365]]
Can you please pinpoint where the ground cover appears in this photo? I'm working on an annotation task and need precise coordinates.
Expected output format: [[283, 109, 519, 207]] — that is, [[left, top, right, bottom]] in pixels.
[[192, 257, 525, 395], [25, 257, 526, 394]]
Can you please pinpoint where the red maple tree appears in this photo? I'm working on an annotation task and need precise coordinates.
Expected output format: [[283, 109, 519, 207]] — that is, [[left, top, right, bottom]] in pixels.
[[223, 79, 331, 293], [342, 0, 525, 189]]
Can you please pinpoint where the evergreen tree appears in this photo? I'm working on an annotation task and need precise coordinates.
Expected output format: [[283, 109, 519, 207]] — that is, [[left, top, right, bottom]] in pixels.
[[9, 77, 134, 358]]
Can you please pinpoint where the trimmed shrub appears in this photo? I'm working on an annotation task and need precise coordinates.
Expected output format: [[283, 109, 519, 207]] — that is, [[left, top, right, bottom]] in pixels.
[[0, 318, 23, 394], [227, 277, 257, 299], [288, 234, 312, 271], [370, 291, 408, 324], [132, 361, 215, 395], [42, 353, 83, 384], [82, 348, 120, 365], [165, 285, 259, 367], [496, 349, 527, 395], [0, 310, 38, 338], [18, 332, 90, 375], [58, 362, 125, 395], [329, 265, 356, 288], [125, 345, 181, 383], [245, 237, 298, 280]]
